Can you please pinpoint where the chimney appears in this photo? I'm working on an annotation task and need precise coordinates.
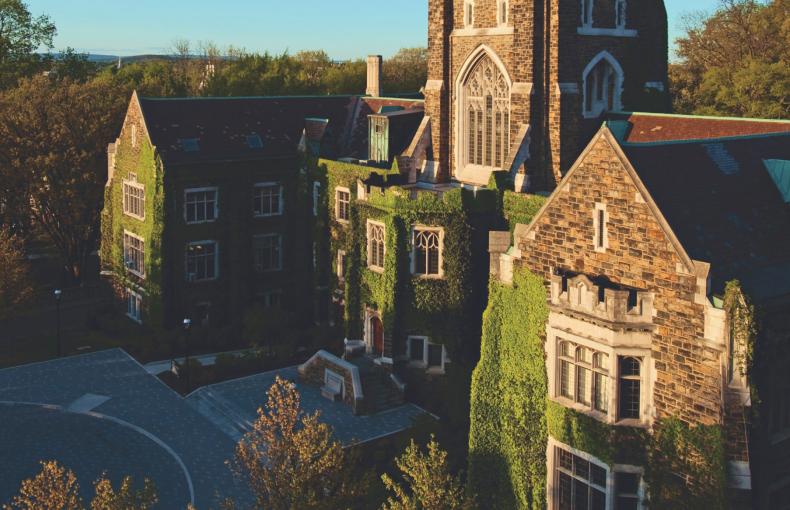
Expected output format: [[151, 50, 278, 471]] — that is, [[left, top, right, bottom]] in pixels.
[[366, 55, 383, 97]]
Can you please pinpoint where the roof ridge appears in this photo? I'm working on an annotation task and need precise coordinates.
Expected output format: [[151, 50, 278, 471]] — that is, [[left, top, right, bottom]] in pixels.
[[618, 110, 790, 125], [618, 129, 790, 147]]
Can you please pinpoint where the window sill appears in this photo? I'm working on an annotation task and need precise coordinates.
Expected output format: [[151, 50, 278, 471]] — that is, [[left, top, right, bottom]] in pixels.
[[425, 367, 446, 376], [335, 218, 350, 225], [412, 273, 445, 280], [185, 220, 218, 225], [552, 396, 610, 422], [126, 313, 142, 325], [452, 26, 514, 37], [368, 266, 385, 274], [577, 26, 637, 37], [123, 213, 145, 221], [254, 213, 284, 219], [186, 277, 218, 284], [127, 270, 146, 280]]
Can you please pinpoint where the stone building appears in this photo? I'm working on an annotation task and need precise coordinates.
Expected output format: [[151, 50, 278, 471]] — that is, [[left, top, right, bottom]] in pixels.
[[412, 0, 668, 191], [483, 115, 790, 508], [100, 89, 423, 330], [98, 0, 790, 507]]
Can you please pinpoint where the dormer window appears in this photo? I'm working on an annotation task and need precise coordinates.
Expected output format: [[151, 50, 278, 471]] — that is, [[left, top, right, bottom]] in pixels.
[[464, 0, 474, 27], [498, 0, 509, 26], [180, 138, 200, 152], [246, 134, 263, 149]]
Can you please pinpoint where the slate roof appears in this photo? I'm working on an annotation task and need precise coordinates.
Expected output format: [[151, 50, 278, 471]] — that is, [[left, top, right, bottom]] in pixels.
[[0, 349, 428, 508], [137, 94, 424, 165], [620, 131, 790, 298], [609, 112, 790, 144]]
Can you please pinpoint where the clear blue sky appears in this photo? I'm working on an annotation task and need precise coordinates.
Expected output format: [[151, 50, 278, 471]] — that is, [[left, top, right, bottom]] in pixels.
[[26, 0, 721, 59]]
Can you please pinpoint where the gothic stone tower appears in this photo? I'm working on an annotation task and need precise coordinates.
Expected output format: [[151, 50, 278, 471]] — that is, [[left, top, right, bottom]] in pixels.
[[423, 0, 668, 190]]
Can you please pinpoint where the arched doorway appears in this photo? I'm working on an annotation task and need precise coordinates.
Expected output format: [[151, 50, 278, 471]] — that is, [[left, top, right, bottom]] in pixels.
[[369, 315, 384, 355]]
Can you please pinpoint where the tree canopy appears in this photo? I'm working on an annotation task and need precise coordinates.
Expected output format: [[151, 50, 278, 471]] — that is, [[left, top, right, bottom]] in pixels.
[[671, 0, 789, 118], [0, 0, 56, 88]]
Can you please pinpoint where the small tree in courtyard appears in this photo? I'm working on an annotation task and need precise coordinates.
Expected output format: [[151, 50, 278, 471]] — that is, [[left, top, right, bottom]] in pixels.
[[4, 461, 82, 510], [3, 461, 158, 510], [231, 376, 360, 510], [381, 436, 471, 510]]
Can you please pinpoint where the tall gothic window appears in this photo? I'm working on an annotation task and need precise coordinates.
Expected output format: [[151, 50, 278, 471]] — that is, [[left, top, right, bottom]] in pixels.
[[583, 53, 623, 118], [463, 55, 510, 169]]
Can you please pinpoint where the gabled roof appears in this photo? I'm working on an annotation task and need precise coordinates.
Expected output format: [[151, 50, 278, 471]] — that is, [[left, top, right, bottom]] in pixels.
[[517, 123, 790, 298], [344, 97, 424, 160], [608, 112, 790, 144], [515, 127, 698, 276], [621, 131, 790, 296], [137, 95, 357, 164], [133, 93, 424, 166]]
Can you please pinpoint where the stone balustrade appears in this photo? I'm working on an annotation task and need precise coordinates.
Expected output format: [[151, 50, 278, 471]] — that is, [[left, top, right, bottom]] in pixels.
[[549, 273, 654, 327]]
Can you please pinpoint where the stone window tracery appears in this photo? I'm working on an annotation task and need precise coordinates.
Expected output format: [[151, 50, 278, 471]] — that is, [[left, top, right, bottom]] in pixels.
[[583, 53, 623, 118], [367, 221, 385, 271], [462, 55, 510, 170], [412, 227, 443, 277]]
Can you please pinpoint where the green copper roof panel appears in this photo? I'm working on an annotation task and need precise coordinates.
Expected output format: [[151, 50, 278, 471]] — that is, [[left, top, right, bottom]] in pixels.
[[764, 159, 790, 203]]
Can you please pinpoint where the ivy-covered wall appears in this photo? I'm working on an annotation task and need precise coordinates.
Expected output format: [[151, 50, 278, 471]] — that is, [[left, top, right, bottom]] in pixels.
[[468, 267, 728, 509], [100, 129, 166, 326]]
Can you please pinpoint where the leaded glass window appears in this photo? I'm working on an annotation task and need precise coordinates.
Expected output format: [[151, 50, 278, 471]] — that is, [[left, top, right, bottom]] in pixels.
[[462, 54, 510, 169]]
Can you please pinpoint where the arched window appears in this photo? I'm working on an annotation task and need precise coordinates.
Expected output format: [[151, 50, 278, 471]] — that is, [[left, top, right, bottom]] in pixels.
[[461, 53, 510, 170], [413, 228, 442, 277], [580, 0, 627, 28], [583, 52, 623, 118]]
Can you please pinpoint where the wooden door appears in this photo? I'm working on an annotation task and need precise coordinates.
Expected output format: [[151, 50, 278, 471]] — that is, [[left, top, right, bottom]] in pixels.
[[371, 316, 384, 355]]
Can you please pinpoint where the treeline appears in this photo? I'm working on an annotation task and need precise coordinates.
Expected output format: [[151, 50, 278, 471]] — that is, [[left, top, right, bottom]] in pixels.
[[671, 0, 788, 119]]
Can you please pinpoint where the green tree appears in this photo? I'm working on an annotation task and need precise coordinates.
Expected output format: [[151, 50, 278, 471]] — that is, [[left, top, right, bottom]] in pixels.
[[0, 230, 32, 320], [381, 436, 471, 510], [90, 475, 158, 510], [0, 0, 56, 89], [671, 0, 789, 118], [231, 376, 360, 510], [0, 75, 128, 281], [4, 461, 158, 510], [383, 48, 427, 94]]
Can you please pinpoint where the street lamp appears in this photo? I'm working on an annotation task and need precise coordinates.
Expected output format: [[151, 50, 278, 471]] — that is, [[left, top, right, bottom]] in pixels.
[[183, 318, 192, 393], [54, 289, 62, 357]]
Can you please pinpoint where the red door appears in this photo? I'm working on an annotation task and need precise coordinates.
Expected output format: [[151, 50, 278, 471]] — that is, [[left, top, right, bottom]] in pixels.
[[371, 317, 384, 355]]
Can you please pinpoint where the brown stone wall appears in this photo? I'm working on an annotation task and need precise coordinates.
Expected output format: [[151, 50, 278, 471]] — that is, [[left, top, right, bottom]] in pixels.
[[424, 0, 668, 189], [516, 133, 723, 426], [300, 356, 357, 407]]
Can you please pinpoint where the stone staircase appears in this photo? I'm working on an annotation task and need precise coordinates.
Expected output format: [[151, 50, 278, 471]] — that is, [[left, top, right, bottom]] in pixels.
[[187, 389, 253, 441], [347, 357, 404, 415]]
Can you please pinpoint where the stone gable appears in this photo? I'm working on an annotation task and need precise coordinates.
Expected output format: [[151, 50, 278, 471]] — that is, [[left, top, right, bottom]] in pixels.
[[516, 129, 723, 426]]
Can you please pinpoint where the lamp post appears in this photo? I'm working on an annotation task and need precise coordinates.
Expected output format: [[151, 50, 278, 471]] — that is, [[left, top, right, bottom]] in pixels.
[[54, 289, 62, 357], [183, 318, 192, 393]]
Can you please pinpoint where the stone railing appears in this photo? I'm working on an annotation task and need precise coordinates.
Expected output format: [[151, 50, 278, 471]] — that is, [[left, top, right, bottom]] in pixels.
[[549, 273, 654, 327]]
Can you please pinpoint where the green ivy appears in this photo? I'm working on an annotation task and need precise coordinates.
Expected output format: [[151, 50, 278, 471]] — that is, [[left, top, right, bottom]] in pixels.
[[645, 418, 727, 509], [723, 280, 758, 405], [502, 191, 546, 233], [100, 137, 166, 325], [469, 268, 727, 510], [468, 268, 549, 510]]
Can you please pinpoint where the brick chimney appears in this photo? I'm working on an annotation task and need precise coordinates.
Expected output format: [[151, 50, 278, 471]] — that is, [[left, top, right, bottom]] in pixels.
[[366, 55, 383, 97]]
